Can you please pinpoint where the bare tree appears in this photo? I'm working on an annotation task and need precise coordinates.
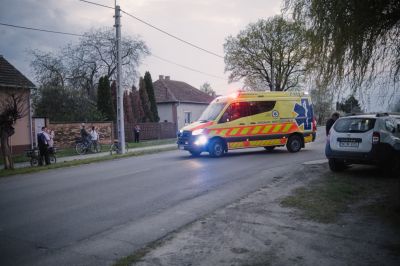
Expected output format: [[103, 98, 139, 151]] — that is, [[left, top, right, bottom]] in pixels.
[[0, 93, 28, 169], [224, 16, 310, 91], [31, 27, 149, 99]]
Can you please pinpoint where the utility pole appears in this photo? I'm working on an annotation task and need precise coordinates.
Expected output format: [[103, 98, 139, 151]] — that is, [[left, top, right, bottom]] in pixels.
[[114, 4, 126, 153]]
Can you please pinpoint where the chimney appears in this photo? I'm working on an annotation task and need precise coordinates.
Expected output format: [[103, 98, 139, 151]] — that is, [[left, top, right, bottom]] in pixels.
[[159, 75, 164, 80], [165, 76, 170, 81]]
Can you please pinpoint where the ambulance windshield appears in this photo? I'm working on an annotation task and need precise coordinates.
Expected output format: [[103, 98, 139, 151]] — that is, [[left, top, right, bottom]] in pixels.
[[198, 101, 227, 122]]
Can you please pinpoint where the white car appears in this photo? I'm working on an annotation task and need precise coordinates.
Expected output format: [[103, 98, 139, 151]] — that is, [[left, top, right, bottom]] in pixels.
[[325, 113, 400, 172]]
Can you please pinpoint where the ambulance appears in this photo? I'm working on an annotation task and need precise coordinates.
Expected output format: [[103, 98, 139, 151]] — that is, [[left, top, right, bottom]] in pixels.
[[177, 91, 317, 157]]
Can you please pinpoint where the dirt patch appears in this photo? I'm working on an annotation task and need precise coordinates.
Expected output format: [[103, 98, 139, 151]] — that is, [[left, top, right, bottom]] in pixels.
[[123, 163, 400, 266]]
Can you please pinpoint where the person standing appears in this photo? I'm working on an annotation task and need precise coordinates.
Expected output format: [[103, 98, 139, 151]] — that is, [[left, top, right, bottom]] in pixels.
[[326, 112, 340, 136], [80, 124, 90, 146], [90, 126, 99, 152], [37, 127, 51, 165], [134, 125, 141, 143]]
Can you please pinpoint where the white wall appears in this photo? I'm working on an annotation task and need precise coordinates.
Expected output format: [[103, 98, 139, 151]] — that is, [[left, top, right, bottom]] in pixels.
[[177, 103, 208, 130], [157, 103, 174, 123]]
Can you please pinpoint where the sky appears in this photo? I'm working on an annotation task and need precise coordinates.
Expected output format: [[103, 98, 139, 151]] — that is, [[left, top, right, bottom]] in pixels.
[[0, 0, 282, 96]]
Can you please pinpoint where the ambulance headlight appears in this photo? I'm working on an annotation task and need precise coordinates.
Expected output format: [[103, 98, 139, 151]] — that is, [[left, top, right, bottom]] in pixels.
[[194, 135, 208, 146], [192, 129, 204, 136]]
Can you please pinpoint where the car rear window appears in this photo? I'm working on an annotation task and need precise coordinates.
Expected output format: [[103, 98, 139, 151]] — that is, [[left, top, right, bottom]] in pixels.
[[334, 118, 376, 133]]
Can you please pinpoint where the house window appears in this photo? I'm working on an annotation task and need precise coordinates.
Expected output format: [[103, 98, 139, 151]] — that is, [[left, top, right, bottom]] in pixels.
[[184, 112, 191, 125]]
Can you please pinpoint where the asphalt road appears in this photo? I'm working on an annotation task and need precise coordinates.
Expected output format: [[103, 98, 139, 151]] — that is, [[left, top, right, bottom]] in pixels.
[[0, 129, 326, 266]]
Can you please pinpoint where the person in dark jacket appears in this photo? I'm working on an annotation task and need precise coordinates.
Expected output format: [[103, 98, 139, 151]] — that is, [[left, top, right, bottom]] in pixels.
[[37, 126, 50, 165], [326, 112, 340, 136]]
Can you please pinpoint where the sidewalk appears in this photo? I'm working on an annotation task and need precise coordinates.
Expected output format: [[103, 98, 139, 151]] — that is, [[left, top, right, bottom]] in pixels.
[[7, 143, 176, 169]]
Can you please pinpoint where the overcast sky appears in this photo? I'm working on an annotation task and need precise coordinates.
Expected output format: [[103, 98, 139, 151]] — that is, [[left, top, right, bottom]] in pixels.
[[0, 0, 282, 96]]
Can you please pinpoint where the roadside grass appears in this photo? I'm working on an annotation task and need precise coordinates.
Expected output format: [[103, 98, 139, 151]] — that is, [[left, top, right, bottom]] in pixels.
[[0, 139, 176, 165], [114, 240, 165, 266], [281, 165, 400, 224], [281, 171, 365, 223], [0, 146, 175, 178]]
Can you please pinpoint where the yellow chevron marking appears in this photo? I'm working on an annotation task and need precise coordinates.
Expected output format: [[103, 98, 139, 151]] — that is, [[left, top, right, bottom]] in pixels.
[[304, 135, 313, 143], [251, 126, 262, 134], [229, 128, 240, 136], [261, 125, 272, 134], [220, 129, 229, 136], [272, 124, 282, 133], [209, 130, 218, 136], [240, 127, 250, 135], [282, 123, 292, 133]]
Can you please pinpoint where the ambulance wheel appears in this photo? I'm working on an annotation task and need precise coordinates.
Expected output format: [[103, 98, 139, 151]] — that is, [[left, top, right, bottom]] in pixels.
[[189, 150, 201, 157], [286, 135, 302, 153], [209, 139, 224, 157], [264, 146, 275, 151]]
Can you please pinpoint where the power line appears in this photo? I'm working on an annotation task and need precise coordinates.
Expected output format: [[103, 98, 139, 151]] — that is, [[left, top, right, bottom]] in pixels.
[[121, 10, 224, 59], [77, 0, 224, 59], [79, 0, 114, 9], [0, 21, 226, 81], [0, 22, 84, 37], [151, 54, 226, 80]]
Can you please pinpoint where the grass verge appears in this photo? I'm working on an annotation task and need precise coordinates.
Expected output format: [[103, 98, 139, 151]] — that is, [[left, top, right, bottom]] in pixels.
[[1, 139, 177, 165], [0, 146, 175, 178], [281, 171, 364, 223]]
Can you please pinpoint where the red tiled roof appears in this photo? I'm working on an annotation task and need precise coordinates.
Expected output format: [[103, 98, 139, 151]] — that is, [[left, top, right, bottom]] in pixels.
[[0, 55, 35, 89], [153, 79, 214, 104]]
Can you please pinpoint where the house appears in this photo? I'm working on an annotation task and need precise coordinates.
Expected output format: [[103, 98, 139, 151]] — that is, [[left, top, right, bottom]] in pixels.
[[153, 75, 214, 131], [0, 55, 35, 154]]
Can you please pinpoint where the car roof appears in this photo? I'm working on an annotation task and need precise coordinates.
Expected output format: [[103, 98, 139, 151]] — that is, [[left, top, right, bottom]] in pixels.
[[339, 113, 400, 119]]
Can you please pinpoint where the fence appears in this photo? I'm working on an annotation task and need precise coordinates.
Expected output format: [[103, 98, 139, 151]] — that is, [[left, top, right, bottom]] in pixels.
[[125, 122, 177, 141], [48, 121, 114, 148]]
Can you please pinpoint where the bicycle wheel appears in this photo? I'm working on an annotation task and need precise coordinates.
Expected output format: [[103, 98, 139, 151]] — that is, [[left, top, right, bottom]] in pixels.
[[89, 142, 97, 153], [110, 144, 118, 155], [75, 143, 86, 155], [96, 142, 102, 153]]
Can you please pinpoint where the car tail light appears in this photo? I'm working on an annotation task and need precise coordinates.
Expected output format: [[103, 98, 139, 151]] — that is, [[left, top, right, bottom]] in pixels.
[[372, 132, 380, 144]]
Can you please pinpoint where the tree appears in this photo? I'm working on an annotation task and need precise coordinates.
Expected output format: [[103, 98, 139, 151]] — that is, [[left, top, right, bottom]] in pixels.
[[224, 16, 310, 91], [31, 28, 149, 99], [143, 72, 159, 122], [97, 76, 115, 121], [131, 85, 145, 123], [33, 86, 104, 121], [337, 95, 362, 114], [199, 82, 217, 97], [139, 77, 152, 122], [0, 93, 27, 169], [284, 0, 400, 84]]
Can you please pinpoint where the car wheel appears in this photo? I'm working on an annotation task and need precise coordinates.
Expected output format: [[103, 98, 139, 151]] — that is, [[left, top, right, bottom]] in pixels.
[[328, 158, 345, 172], [189, 150, 201, 157], [286, 135, 302, 153], [264, 146, 275, 151], [209, 139, 224, 157]]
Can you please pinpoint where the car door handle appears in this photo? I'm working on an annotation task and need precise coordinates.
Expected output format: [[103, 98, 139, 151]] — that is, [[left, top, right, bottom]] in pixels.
[[250, 122, 256, 124], [239, 123, 245, 125]]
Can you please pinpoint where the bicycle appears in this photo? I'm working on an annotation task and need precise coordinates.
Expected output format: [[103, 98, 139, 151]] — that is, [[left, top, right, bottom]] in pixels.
[[75, 138, 102, 155], [109, 141, 129, 155], [26, 147, 57, 166]]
